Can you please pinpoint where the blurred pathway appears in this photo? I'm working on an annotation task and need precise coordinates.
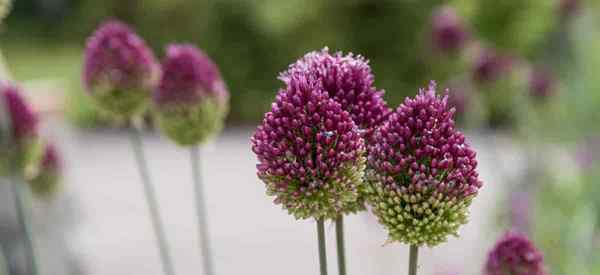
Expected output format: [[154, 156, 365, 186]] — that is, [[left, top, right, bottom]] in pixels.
[[35, 118, 520, 275]]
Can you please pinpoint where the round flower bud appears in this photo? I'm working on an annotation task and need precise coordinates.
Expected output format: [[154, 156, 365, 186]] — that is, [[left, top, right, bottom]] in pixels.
[[0, 83, 38, 174], [472, 49, 512, 84], [365, 81, 482, 246], [528, 67, 555, 101], [279, 47, 390, 144], [430, 6, 468, 54], [0, 0, 11, 23], [28, 143, 62, 197], [485, 231, 546, 275], [83, 20, 159, 118], [153, 44, 229, 146], [251, 75, 366, 220]]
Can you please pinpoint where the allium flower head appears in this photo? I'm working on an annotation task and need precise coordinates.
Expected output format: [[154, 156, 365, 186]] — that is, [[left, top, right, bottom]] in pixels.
[[0, 83, 38, 175], [251, 74, 366, 220], [528, 68, 555, 101], [430, 6, 468, 53], [1, 84, 38, 142], [83, 20, 158, 118], [485, 232, 546, 275], [28, 143, 62, 197], [559, 0, 580, 20], [365, 81, 482, 246], [279, 47, 390, 144], [154, 44, 229, 146], [473, 49, 512, 84]]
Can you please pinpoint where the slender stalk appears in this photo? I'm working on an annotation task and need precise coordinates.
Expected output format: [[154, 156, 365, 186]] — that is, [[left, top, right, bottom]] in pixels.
[[0, 245, 9, 275], [335, 216, 346, 275], [408, 245, 419, 275], [129, 125, 175, 275], [190, 146, 214, 275], [11, 180, 38, 275], [317, 218, 328, 275]]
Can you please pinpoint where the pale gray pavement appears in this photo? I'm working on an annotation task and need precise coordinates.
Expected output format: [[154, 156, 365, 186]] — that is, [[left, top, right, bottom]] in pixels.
[[28, 117, 522, 275]]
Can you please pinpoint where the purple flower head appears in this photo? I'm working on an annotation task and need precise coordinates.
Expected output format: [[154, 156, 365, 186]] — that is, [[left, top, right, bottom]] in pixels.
[[154, 44, 228, 108], [279, 48, 390, 144], [485, 232, 546, 275], [365, 81, 482, 246], [251, 74, 366, 220], [430, 6, 469, 53], [40, 143, 61, 172], [473, 49, 512, 84], [1, 84, 38, 141], [153, 44, 229, 146], [559, 0, 580, 20], [528, 67, 556, 101], [83, 20, 158, 116]]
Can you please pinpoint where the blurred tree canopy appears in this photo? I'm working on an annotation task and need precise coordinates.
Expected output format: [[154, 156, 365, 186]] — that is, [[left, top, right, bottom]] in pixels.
[[0, 0, 577, 123]]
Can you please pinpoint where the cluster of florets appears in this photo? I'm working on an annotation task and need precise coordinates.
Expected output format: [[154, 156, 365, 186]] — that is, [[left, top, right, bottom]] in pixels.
[[485, 232, 546, 275], [153, 44, 229, 146], [28, 143, 62, 197], [251, 75, 366, 220], [279, 47, 390, 144], [365, 82, 482, 246], [0, 84, 38, 174], [83, 20, 159, 118], [430, 6, 469, 54]]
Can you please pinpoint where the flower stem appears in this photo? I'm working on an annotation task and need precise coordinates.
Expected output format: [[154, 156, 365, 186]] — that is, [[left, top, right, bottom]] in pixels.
[[11, 180, 38, 275], [190, 146, 214, 275], [129, 125, 175, 275], [408, 245, 419, 275], [317, 218, 328, 275], [335, 216, 346, 275]]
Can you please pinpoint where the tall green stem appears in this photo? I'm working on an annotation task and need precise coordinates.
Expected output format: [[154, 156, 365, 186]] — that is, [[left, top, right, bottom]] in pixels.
[[335, 216, 346, 275], [129, 125, 175, 275], [11, 180, 38, 275], [408, 245, 419, 275], [317, 218, 328, 275], [190, 146, 214, 275]]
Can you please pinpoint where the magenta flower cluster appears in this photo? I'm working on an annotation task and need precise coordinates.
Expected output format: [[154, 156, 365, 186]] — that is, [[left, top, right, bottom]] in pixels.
[[252, 74, 366, 220], [366, 82, 482, 246], [155, 44, 228, 108], [2, 84, 38, 142], [83, 20, 229, 146], [485, 232, 546, 275], [280, 48, 390, 144], [83, 20, 158, 117]]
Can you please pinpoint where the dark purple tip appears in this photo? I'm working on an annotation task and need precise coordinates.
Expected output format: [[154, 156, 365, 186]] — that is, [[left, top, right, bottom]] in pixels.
[[430, 6, 468, 53]]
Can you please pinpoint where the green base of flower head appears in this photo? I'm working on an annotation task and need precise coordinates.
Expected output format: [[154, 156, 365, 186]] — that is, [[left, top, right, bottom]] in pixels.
[[262, 152, 366, 221], [365, 170, 474, 247], [90, 87, 149, 120], [0, 138, 40, 178], [28, 171, 60, 198], [155, 97, 228, 146]]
